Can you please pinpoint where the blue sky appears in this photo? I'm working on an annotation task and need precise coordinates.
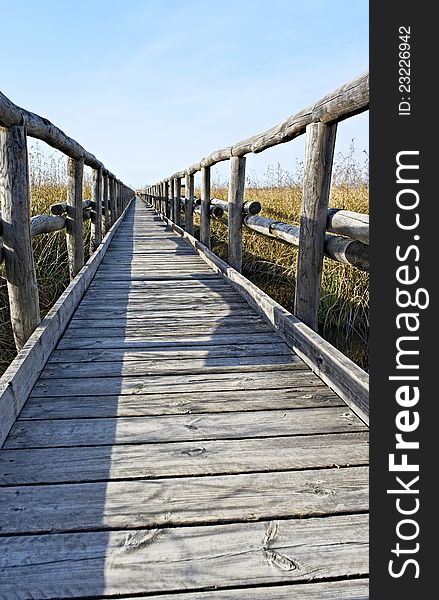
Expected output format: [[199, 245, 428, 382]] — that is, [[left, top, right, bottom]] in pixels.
[[1, 0, 368, 187]]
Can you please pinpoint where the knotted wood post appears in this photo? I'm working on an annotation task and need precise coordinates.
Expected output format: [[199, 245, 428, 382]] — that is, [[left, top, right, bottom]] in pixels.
[[185, 173, 194, 235], [0, 125, 40, 350], [66, 156, 85, 279], [90, 167, 102, 252], [228, 156, 246, 271], [174, 177, 181, 226], [294, 121, 337, 330], [103, 172, 109, 233], [200, 166, 211, 247]]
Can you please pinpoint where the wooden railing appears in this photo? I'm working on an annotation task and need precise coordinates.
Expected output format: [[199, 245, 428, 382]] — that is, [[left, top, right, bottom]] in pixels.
[[0, 91, 134, 351], [144, 72, 369, 332]]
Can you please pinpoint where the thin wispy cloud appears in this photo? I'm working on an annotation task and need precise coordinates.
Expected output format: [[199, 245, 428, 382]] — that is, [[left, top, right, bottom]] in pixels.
[[0, 0, 368, 186]]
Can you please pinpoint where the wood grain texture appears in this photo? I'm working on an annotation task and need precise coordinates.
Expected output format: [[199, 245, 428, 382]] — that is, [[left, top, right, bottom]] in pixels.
[[19, 387, 342, 420], [200, 166, 211, 247], [5, 407, 365, 449], [0, 467, 368, 534], [294, 122, 337, 331], [92, 579, 369, 600], [327, 208, 369, 244], [0, 125, 40, 350], [185, 172, 194, 235], [66, 156, 85, 279], [228, 156, 246, 271], [29, 369, 326, 398], [0, 431, 369, 485], [30, 214, 66, 237], [0, 515, 368, 598]]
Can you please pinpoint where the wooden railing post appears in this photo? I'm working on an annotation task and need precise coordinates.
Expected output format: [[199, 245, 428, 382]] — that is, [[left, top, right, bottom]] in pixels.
[[66, 156, 85, 279], [103, 172, 109, 234], [228, 156, 246, 271], [90, 167, 102, 252], [185, 173, 194, 235], [294, 122, 337, 330], [200, 166, 211, 247], [109, 177, 116, 225], [164, 180, 170, 218], [0, 125, 40, 350], [174, 177, 181, 226]]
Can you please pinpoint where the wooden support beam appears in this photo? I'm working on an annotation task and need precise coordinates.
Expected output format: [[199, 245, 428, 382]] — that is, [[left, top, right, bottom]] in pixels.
[[185, 173, 194, 235], [228, 156, 246, 272], [0, 125, 40, 350], [90, 167, 102, 252], [294, 122, 337, 330], [66, 156, 85, 280], [164, 180, 170, 218], [200, 166, 211, 247]]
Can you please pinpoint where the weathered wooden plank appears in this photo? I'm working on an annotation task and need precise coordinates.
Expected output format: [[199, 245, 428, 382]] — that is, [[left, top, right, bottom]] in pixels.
[[66, 156, 85, 279], [93, 579, 370, 600], [160, 217, 369, 424], [67, 314, 267, 329], [92, 272, 220, 281], [0, 125, 40, 351], [0, 514, 368, 597], [0, 466, 368, 534], [29, 369, 324, 398], [39, 355, 301, 380], [5, 407, 365, 449], [294, 122, 337, 330], [72, 304, 253, 320], [58, 321, 274, 339], [19, 387, 342, 420], [228, 156, 246, 271], [56, 331, 281, 350], [0, 201, 135, 447], [0, 431, 368, 485], [48, 342, 290, 363]]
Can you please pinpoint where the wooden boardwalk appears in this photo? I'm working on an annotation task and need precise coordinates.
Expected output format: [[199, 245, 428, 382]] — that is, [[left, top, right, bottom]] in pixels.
[[0, 200, 369, 599]]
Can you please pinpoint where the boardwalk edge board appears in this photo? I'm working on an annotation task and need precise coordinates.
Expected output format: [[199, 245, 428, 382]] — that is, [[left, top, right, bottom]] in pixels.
[[158, 211, 369, 426], [0, 199, 135, 447]]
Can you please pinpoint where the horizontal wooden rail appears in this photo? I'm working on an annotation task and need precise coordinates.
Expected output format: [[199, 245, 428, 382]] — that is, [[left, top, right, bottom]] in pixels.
[[146, 71, 369, 336], [0, 91, 115, 177], [157, 72, 368, 180], [1, 95, 134, 352], [327, 208, 369, 245], [244, 215, 368, 270]]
